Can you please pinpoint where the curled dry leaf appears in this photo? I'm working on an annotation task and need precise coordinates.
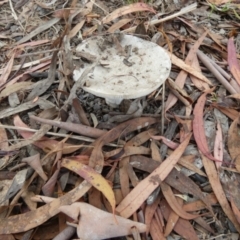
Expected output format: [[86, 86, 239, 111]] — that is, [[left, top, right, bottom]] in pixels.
[[59, 202, 146, 240]]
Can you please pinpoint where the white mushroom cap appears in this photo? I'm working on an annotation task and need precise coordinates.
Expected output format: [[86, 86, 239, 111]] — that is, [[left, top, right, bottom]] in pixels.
[[73, 34, 171, 107]]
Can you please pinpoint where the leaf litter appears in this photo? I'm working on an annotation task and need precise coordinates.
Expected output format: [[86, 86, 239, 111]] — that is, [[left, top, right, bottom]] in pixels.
[[1, 0, 240, 239]]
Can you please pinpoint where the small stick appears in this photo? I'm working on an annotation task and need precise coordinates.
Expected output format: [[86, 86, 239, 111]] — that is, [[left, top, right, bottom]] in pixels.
[[0, 124, 120, 147], [30, 115, 107, 139], [197, 50, 237, 94]]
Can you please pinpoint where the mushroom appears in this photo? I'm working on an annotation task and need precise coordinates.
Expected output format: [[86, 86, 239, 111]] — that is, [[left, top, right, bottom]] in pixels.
[[73, 34, 171, 107]]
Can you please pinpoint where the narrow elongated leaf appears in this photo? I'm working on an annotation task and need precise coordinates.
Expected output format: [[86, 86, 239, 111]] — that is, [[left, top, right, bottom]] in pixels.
[[102, 3, 155, 24], [160, 199, 199, 240], [61, 159, 116, 212], [201, 154, 240, 233], [0, 118, 157, 234], [161, 182, 199, 220], [228, 37, 240, 85], [193, 90, 221, 162], [116, 133, 191, 218]]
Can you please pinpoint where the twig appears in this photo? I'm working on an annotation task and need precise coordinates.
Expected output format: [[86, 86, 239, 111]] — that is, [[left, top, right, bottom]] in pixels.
[[196, 50, 237, 94], [16, 48, 59, 58], [0, 56, 52, 74], [0, 124, 120, 147], [209, 58, 240, 93], [9, 0, 24, 31]]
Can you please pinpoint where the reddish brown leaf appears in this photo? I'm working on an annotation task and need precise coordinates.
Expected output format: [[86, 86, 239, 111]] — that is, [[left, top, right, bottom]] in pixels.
[[149, 217, 166, 240], [193, 90, 221, 162], [214, 121, 223, 169], [228, 37, 240, 86], [161, 182, 199, 220], [145, 196, 160, 234]]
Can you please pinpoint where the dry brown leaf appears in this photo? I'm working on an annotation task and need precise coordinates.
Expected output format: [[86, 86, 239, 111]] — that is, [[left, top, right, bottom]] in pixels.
[[108, 18, 132, 33], [168, 52, 212, 86], [13, 115, 84, 154], [190, 55, 210, 91], [0, 82, 33, 101], [227, 117, 240, 172], [231, 199, 240, 224], [42, 161, 61, 197], [214, 121, 223, 169], [160, 199, 199, 240], [161, 182, 199, 220], [15, 18, 60, 45], [0, 121, 10, 169], [145, 196, 160, 234], [149, 217, 166, 240], [130, 155, 215, 215], [59, 202, 146, 239], [183, 193, 218, 212], [212, 103, 239, 121], [22, 154, 48, 181], [68, 20, 85, 38], [61, 159, 116, 213], [116, 133, 191, 218], [0, 50, 16, 86], [201, 153, 240, 233], [228, 37, 240, 85], [165, 31, 209, 112], [0, 61, 51, 92], [0, 117, 157, 234], [178, 155, 207, 177], [193, 89, 221, 162], [102, 3, 155, 24]]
